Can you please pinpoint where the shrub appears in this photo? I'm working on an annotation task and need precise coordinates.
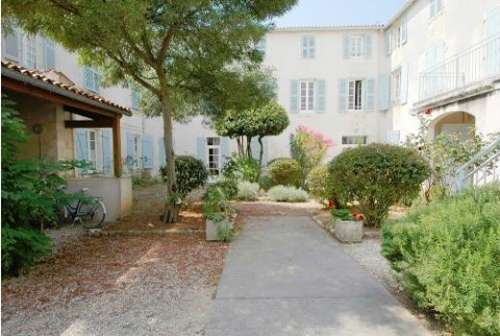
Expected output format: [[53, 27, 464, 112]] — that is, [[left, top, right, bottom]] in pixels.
[[268, 185, 308, 202], [290, 126, 333, 188], [161, 155, 208, 197], [268, 158, 300, 187], [258, 174, 274, 191], [236, 181, 260, 201], [329, 144, 430, 227], [216, 220, 234, 242], [223, 155, 260, 183], [2, 226, 52, 276], [306, 165, 329, 202], [382, 184, 500, 336]]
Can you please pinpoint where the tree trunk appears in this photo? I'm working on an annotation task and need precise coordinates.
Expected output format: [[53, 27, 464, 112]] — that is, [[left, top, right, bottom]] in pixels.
[[257, 136, 264, 180], [236, 137, 244, 156], [160, 95, 179, 223], [246, 136, 252, 158]]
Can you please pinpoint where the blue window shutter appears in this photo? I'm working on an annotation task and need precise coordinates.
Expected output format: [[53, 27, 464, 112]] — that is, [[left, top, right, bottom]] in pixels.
[[364, 34, 372, 59], [309, 36, 315, 58], [364, 79, 375, 112], [101, 129, 112, 176], [159, 138, 166, 167], [290, 80, 299, 113], [221, 137, 231, 167], [131, 89, 140, 110], [75, 129, 89, 160], [378, 74, 390, 111], [401, 64, 409, 104], [43, 38, 55, 70], [338, 79, 347, 113], [197, 137, 206, 165], [401, 16, 408, 45], [94, 71, 101, 93], [126, 132, 135, 168], [316, 79, 326, 113], [343, 35, 350, 59], [4, 28, 21, 61], [83, 67, 94, 91], [142, 135, 154, 169]]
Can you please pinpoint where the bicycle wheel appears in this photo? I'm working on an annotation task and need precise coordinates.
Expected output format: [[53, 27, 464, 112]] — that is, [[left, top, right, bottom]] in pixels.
[[80, 200, 107, 228]]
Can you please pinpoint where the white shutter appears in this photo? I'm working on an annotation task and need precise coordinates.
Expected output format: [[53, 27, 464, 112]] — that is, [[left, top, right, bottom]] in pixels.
[[343, 35, 350, 59], [364, 34, 372, 59], [363, 79, 375, 111], [315, 80, 326, 113], [338, 79, 347, 113], [400, 16, 408, 45], [290, 80, 299, 113], [3, 27, 21, 62], [378, 74, 390, 111], [400, 64, 409, 104]]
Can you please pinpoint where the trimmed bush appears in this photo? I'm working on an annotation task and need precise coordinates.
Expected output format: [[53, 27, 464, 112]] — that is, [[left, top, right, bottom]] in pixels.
[[258, 174, 274, 191], [268, 158, 300, 187], [329, 144, 430, 227], [306, 165, 329, 202], [382, 185, 500, 336], [2, 226, 52, 276], [268, 185, 308, 202], [161, 155, 208, 197], [212, 177, 238, 200], [236, 181, 260, 201]]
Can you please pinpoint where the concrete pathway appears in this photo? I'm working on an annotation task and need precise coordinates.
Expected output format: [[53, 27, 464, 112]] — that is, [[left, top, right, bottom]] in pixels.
[[206, 215, 432, 336]]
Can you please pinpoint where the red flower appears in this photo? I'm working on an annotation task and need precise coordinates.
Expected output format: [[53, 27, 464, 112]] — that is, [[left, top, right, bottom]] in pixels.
[[327, 200, 335, 209], [354, 213, 365, 221]]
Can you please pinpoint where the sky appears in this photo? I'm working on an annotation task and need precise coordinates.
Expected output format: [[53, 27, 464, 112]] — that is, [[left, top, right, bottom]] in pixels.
[[274, 0, 408, 27]]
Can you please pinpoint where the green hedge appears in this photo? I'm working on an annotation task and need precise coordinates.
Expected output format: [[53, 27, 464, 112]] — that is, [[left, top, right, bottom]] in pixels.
[[382, 184, 500, 336], [268, 158, 300, 187]]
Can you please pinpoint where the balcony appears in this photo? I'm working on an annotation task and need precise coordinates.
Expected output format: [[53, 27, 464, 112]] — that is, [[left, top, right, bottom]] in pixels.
[[417, 34, 500, 105]]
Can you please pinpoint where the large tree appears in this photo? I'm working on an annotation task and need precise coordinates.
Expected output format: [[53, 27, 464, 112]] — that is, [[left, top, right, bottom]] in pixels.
[[3, 0, 297, 222]]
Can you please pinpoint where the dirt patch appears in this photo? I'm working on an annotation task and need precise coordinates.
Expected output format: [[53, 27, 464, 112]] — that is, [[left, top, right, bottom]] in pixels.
[[233, 199, 322, 217]]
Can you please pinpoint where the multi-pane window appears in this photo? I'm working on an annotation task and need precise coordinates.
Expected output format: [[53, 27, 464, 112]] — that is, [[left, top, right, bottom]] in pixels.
[[207, 137, 221, 176], [83, 67, 101, 93], [301, 36, 315, 59], [391, 68, 402, 104], [24, 35, 37, 68], [430, 0, 443, 18], [300, 80, 315, 112], [348, 80, 363, 111], [350, 35, 364, 58], [342, 136, 368, 145], [87, 130, 97, 170]]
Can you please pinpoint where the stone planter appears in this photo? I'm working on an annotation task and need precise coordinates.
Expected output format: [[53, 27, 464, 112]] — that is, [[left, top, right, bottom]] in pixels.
[[206, 219, 234, 241], [334, 220, 363, 243]]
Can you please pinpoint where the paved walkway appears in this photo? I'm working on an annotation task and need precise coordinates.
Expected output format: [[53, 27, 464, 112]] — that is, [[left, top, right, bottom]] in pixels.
[[206, 215, 432, 336]]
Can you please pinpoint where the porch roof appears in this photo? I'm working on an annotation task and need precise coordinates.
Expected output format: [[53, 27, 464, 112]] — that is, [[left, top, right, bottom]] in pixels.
[[1, 60, 132, 117]]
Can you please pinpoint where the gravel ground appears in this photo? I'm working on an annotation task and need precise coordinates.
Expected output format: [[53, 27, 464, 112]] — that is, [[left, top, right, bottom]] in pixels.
[[2, 233, 228, 336]]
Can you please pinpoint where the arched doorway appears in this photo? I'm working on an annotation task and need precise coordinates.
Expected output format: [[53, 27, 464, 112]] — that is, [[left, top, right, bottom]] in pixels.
[[430, 111, 475, 140]]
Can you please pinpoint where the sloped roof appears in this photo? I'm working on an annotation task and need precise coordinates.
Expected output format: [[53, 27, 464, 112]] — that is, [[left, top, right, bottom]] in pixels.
[[273, 24, 384, 32], [1, 60, 132, 116]]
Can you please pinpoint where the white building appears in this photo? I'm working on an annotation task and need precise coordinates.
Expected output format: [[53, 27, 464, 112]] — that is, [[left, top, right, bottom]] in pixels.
[[3, 0, 500, 182], [175, 0, 500, 176]]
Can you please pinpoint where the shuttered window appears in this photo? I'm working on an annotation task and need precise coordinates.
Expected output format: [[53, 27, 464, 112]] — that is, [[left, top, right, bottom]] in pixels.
[[206, 137, 221, 176], [342, 136, 368, 145], [348, 80, 363, 111], [83, 67, 101, 93], [24, 35, 37, 68], [3, 27, 21, 62], [301, 36, 315, 59], [430, 0, 443, 18], [131, 89, 140, 110], [299, 80, 315, 112], [42, 38, 55, 70], [142, 135, 154, 169]]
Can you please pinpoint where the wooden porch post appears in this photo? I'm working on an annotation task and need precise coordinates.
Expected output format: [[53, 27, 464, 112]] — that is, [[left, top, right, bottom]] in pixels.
[[112, 116, 122, 177]]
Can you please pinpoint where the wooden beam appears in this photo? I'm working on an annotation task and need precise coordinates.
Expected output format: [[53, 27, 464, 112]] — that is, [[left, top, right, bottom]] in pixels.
[[2, 78, 120, 118], [64, 120, 114, 128], [112, 116, 123, 177]]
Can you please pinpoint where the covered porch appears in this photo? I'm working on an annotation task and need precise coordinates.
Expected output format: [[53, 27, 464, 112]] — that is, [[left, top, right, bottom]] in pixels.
[[1, 60, 133, 221]]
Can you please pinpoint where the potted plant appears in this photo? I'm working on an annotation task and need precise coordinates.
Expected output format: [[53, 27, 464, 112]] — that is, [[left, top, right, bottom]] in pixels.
[[203, 185, 235, 241], [332, 208, 363, 243]]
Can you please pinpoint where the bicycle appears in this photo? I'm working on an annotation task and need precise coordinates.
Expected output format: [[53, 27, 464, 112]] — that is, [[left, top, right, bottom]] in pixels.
[[59, 187, 107, 228]]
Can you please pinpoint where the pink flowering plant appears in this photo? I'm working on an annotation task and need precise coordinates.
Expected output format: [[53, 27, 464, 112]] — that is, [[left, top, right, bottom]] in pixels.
[[290, 126, 334, 188]]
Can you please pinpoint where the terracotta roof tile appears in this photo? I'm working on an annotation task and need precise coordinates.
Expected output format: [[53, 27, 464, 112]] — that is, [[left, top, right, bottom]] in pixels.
[[1, 60, 131, 115]]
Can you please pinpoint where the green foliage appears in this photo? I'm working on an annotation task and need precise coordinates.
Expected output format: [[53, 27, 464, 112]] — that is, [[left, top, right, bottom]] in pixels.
[[216, 220, 234, 242], [2, 226, 52, 276], [236, 181, 260, 201], [382, 184, 500, 336], [258, 174, 274, 191], [331, 208, 352, 221], [306, 165, 330, 202], [268, 158, 301, 187], [223, 155, 261, 183], [268, 185, 309, 202], [212, 177, 238, 200], [161, 156, 208, 198], [290, 126, 333, 188], [215, 101, 289, 161], [329, 144, 431, 227]]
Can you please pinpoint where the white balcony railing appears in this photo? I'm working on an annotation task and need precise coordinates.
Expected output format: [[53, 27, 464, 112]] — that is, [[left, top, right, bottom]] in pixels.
[[418, 34, 500, 102]]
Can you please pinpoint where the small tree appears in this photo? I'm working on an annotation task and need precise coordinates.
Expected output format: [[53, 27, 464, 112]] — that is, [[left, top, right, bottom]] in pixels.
[[329, 144, 430, 227], [216, 99, 289, 166], [4, 0, 297, 222]]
